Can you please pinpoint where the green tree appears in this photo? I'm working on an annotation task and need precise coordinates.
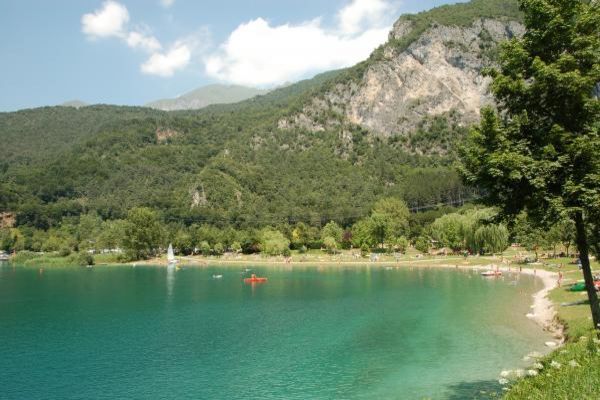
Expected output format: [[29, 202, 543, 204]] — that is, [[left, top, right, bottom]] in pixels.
[[546, 219, 575, 257], [77, 212, 102, 251], [260, 228, 290, 256], [360, 243, 370, 257], [0, 228, 18, 252], [122, 207, 163, 260], [368, 213, 389, 249], [513, 212, 546, 260], [321, 221, 343, 246], [430, 213, 465, 251], [231, 241, 242, 254], [415, 236, 431, 254], [557, 218, 576, 257], [199, 240, 211, 256], [351, 219, 375, 248], [323, 236, 338, 254], [97, 219, 127, 250], [395, 236, 409, 253], [291, 222, 311, 249], [213, 242, 224, 256], [460, 0, 600, 329], [473, 224, 509, 255], [371, 197, 410, 239], [173, 228, 194, 255]]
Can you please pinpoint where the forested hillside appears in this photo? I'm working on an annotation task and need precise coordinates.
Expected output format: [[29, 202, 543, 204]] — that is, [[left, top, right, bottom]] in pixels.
[[0, 0, 524, 256]]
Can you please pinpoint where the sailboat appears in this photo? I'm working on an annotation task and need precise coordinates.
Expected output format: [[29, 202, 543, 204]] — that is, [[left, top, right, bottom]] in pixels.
[[167, 243, 178, 265]]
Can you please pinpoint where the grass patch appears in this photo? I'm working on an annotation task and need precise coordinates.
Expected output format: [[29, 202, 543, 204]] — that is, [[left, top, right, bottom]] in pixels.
[[504, 338, 600, 400], [550, 289, 596, 340], [11, 251, 95, 267], [93, 253, 122, 264]]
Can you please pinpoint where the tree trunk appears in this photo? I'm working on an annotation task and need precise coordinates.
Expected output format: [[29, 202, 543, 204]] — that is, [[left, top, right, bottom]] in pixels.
[[574, 212, 600, 331]]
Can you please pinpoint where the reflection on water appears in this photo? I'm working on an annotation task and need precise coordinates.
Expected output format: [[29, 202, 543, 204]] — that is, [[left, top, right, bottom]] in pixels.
[[166, 265, 175, 299]]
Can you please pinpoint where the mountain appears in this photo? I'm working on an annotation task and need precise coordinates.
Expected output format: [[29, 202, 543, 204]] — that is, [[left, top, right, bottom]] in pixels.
[[279, 0, 523, 154], [146, 84, 268, 111], [0, 0, 521, 230]]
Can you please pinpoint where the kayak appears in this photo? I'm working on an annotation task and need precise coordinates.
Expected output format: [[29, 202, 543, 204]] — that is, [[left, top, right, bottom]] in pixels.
[[244, 274, 267, 283]]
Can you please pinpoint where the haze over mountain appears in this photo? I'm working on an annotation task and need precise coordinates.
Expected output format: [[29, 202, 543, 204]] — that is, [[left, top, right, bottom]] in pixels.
[[0, 0, 522, 228], [145, 84, 269, 111], [60, 100, 89, 109]]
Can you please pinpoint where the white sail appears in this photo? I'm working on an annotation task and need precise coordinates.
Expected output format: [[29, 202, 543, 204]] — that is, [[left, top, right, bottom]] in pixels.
[[167, 243, 177, 264]]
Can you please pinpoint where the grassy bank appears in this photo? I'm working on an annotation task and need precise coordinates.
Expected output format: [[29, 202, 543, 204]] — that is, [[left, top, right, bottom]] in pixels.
[[504, 263, 600, 399], [8, 251, 117, 267], [504, 338, 600, 399]]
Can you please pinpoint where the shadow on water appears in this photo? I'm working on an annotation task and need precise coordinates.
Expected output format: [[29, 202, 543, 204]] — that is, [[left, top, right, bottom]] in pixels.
[[444, 379, 504, 400]]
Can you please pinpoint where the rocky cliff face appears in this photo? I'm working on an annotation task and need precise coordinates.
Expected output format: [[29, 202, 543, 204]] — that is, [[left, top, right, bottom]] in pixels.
[[279, 18, 524, 138]]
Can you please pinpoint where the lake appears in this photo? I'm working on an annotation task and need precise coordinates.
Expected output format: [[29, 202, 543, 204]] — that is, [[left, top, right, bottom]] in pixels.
[[0, 264, 551, 399]]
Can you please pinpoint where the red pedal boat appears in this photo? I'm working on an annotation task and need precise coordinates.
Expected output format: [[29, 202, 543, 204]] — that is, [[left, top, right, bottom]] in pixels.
[[244, 274, 268, 283]]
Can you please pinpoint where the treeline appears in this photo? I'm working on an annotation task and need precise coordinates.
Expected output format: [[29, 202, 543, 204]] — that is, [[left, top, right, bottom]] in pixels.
[[0, 100, 475, 231], [4, 197, 579, 263]]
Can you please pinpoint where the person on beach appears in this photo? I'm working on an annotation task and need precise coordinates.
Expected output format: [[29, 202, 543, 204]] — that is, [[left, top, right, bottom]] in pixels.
[[557, 271, 563, 287]]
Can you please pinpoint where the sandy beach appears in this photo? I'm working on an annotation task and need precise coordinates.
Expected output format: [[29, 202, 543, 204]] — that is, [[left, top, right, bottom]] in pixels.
[[520, 269, 560, 331]]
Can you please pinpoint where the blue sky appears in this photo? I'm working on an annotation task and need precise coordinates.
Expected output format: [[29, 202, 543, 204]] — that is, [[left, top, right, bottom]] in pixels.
[[0, 0, 464, 111]]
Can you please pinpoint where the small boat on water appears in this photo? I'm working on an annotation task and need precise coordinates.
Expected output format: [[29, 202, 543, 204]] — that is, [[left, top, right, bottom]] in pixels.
[[212, 274, 223, 279], [481, 270, 502, 277], [244, 274, 267, 283]]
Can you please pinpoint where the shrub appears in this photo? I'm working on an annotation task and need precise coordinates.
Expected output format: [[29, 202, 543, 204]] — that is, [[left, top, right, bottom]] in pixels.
[[199, 241, 211, 256], [415, 237, 430, 254], [323, 236, 338, 254], [360, 243, 370, 257], [213, 243, 224, 256], [260, 229, 290, 256], [73, 252, 94, 266]]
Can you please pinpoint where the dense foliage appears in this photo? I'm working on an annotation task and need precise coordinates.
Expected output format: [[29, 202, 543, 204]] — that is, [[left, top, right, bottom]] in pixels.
[[460, 0, 600, 328]]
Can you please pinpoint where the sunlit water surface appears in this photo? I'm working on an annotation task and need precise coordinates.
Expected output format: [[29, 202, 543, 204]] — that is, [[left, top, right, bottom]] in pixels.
[[0, 264, 551, 399]]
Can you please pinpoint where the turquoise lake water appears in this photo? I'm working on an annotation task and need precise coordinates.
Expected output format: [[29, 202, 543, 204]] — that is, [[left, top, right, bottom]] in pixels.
[[0, 264, 550, 399]]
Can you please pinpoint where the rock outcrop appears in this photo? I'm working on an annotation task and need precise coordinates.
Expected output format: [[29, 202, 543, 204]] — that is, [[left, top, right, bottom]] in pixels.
[[280, 18, 525, 137]]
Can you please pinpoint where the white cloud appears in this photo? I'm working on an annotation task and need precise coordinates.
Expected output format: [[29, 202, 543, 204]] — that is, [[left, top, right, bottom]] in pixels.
[[81, 0, 129, 38], [337, 0, 395, 35], [141, 42, 191, 77], [205, 0, 397, 87], [127, 31, 162, 52], [160, 0, 175, 8], [82, 1, 196, 77]]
